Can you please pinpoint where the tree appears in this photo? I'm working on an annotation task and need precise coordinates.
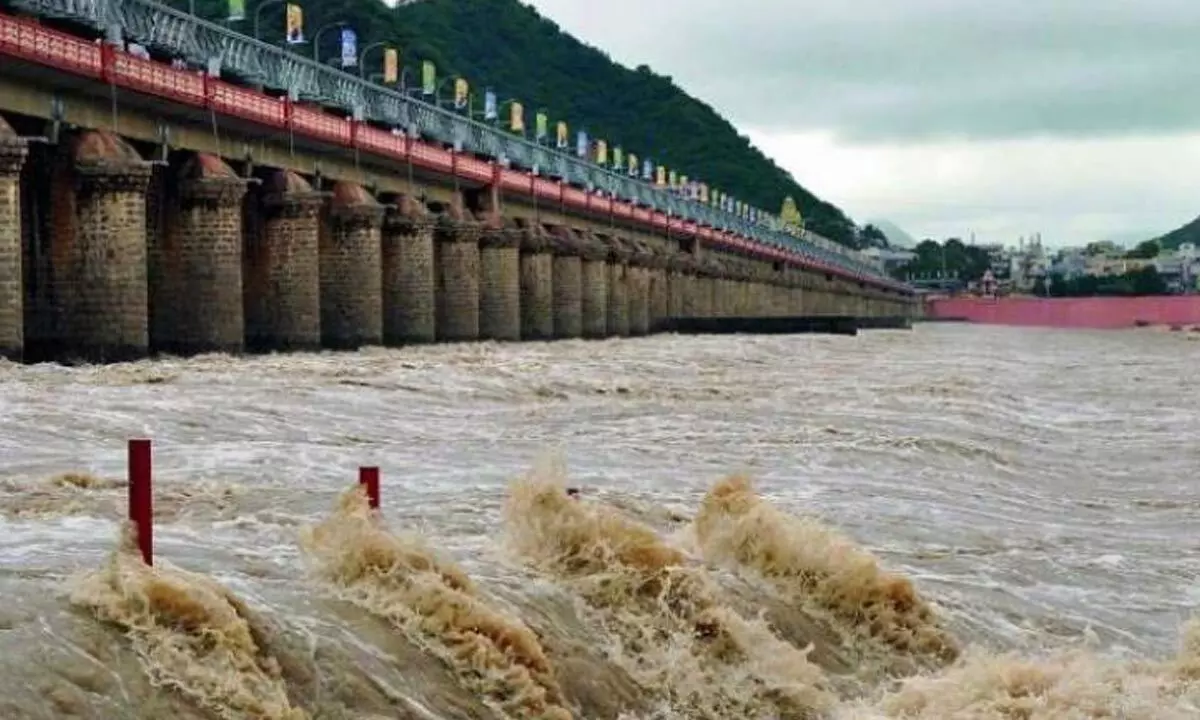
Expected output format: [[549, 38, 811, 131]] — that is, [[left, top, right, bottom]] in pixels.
[[1124, 240, 1161, 259]]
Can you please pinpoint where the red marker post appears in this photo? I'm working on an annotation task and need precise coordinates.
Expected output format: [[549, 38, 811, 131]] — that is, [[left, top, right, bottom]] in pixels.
[[359, 466, 380, 510], [127, 439, 153, 565]]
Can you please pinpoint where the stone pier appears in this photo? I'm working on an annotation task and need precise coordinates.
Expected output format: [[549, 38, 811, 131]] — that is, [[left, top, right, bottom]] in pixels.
[[152, 153, 246, 356], [321, 181, 384, 349], [693, 259, 717, 318], [578, 229, 608, 339], [549, 225, 583, 339], [648, 254, 669, 331], [0, 117, 27, 361], [477, 216, 521, 341], [433, 202, 481, 342], [55, 131, 153, 362], [517, 219, 553, 340], [666, 254, 688, 322], [604, 234, 631, 336], [679, 256, 700, 319], [245, 170, 324, 352], [627, 241, 654, 336], [381, 194, 436, 344]]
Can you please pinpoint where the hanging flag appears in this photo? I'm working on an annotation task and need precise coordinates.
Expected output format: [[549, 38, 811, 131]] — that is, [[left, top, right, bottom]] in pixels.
[[642, 158, 652, 181], [484, 89, 497, 121], [595, 140, 608, 165], [556, 121, 568, 149], [700, 184, 709, 204], [285, 4, 303, 44], [575, 130, 588, 158], [383, 48, 398, 84], [680, 174, 688, 190], [668, 170, 677, 188], [511, 102, 526, 133], [535, 112, 547, 140], [227, 0, 244, 22], [656, 166, 666, 186], [628, 153, 638, 177], [453, 78, 468, 109], [340, 28, 357, 68], [421, 60, 436, 95], [612, 146, 623, 171]]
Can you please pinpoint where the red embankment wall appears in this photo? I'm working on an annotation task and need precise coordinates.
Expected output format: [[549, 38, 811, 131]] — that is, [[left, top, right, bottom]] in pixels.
[[925, 295, 1200, 329]]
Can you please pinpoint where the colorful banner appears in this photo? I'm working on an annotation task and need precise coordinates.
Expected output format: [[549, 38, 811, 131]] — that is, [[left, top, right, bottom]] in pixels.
[[680, 174, 688, 190], [421, 60, 436, 95], [668, 170, 677, 188], [656, 166, 666, 186], [628, 152, 638, 177], [227, 0, 244, 22], [340, 28, 357, 68], [383, 48, 398, 84], [511, 102, 526, 133], [643, 159, 652, 181], [285, 3, 303, 44], [612, 146, 622, 170], [576, 130, 588, 158], [484, 89, 497, 121], [454, 78, 469, 109], [556, 121, 568, 149], [700, 184, 709, 204], [535, 112, 547, 140], [596, 140, 608, 165]]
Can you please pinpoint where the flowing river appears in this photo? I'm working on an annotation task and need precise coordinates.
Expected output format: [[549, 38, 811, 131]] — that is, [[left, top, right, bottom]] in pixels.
[[0, 324, 1196, 719]]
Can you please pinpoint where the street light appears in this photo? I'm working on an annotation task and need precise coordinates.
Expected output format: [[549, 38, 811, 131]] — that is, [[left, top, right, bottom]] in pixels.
[[253, 0, 284, 41], [313, 21, 347, 64], [358, 40, 388, 80]]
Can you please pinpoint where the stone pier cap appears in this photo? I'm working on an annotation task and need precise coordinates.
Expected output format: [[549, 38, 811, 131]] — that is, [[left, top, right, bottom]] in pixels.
[[0, 116, 29, 173]]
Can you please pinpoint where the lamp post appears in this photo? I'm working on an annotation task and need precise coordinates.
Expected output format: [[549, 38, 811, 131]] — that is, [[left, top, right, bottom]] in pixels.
[[253, 0, 284, 41], [432, 75, 453, 107], [313, 21, 347, 64], [358, 40, 388, 80]]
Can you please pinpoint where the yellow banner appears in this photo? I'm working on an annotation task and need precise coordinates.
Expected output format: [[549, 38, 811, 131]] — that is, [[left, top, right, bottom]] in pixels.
[[454, 77, 469, 108], [628, 153, 637, 175], [383, 48, 398, 84], [656, 166, 666, 186], [700, 184, 709, 203], [511, 102, 525, 133], [285, 3, 303, 43], [556, 121, 568, 148], [596, 140, 608, 165]]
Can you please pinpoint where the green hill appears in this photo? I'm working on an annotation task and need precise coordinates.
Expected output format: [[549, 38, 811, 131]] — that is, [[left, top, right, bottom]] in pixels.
[[1150, 215, 1200, 250], [212, 0, 862, 247]]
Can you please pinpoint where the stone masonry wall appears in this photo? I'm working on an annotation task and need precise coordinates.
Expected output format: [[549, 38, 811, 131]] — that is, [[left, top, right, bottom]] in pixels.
[[434, 216, 481, 342], [60, 150, 153, 362], [382, 197, 435, 344], [0, 126, 27, 361], [321, 183, 384, 349]]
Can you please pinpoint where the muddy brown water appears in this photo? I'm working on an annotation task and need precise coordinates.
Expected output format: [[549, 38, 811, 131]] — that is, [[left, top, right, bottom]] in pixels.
[[0, 324, 1196, 719]]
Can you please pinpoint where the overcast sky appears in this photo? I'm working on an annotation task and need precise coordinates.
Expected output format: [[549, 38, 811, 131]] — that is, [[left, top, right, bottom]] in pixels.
[[524, 0, 1200, 248]]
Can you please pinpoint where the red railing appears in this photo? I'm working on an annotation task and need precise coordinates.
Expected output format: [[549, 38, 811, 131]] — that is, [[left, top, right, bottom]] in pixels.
[[0, 10, 905, 292], [110, 51, 205, 105], [355, 124, 406, 161]]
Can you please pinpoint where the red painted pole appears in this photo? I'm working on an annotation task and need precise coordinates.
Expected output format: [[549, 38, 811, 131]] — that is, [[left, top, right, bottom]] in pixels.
[[127, 439, 153, 566], [359, 466, 380, 510]]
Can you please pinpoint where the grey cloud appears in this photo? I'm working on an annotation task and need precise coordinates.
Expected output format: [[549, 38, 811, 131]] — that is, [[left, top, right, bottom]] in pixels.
[[528, 0, 1200, 142]]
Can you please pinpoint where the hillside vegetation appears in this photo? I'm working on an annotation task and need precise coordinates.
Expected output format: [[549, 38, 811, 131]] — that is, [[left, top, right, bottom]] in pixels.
[[1150, 215, 1200, 250], [205, 0, 862, 247]]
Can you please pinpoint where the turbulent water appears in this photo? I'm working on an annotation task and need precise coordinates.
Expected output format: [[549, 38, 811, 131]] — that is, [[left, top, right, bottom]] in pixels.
[[0, 324, 1197, 719]]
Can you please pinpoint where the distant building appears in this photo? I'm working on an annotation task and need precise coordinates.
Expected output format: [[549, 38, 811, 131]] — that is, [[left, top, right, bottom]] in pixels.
[[861, 246, 915, 274]]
